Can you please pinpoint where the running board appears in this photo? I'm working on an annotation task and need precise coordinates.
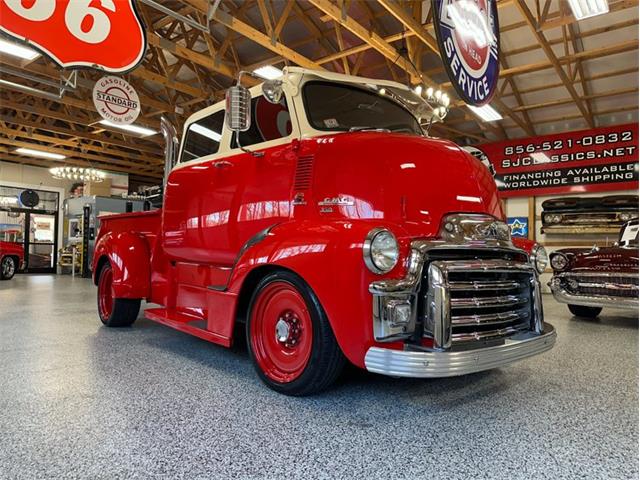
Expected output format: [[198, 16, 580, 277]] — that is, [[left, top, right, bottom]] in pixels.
[[144, 308, 231, 347]]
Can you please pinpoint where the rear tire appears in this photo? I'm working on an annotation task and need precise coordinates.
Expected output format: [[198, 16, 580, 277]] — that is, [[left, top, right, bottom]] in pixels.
[[97, 262, 140, 327], [0, 256, 16, 280], [568, 304, 602, 319], [246, 270, 345, 396]]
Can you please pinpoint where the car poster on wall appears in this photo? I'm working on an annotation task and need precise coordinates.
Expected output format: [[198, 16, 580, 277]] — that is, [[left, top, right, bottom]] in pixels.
[[471, 123, 639, 197]]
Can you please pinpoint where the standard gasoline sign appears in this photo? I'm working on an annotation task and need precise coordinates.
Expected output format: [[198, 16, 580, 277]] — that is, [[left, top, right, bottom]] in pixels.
[[93, 76, 141, 125], [432, 0, 499, 106]]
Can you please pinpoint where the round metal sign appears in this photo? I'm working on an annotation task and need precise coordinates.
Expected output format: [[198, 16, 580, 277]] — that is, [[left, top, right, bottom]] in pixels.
[[92, 76, 141, 125], [432, 0, 500, 106]]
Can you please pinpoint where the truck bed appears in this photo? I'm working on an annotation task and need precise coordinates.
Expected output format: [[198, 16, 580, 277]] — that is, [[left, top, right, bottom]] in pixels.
[[97, 209, 162, 251]]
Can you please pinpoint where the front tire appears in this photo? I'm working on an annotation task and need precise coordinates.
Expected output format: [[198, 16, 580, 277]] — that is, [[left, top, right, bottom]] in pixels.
[[97, 262, 140, 327], [0, 256, 16, 280], [568, 304, 602, 319], [246, 271, 345, 396]]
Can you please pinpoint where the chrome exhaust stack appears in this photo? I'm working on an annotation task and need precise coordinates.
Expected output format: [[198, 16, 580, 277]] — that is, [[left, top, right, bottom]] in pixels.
[[160, 116, 179, 187]]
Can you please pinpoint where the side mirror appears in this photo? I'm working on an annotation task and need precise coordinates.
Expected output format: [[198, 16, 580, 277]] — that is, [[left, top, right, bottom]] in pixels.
[[225, 85, 251, 132], [262, 80, 283, 104]]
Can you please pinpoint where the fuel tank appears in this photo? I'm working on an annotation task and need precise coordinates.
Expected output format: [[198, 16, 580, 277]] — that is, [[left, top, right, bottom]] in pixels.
[[296, 132, 504, 237]]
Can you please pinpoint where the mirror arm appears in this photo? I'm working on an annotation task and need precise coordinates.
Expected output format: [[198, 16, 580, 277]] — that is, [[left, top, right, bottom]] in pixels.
[[234, 134, 264, 158]]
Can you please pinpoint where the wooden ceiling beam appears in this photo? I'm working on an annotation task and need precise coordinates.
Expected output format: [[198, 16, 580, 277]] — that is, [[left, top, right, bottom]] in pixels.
[[0, 138, 162, 174], [0, 126, 162, 167], [182, 0, 325, 70]]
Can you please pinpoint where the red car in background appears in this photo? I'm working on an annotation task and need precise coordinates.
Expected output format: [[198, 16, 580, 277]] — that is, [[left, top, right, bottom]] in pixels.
[[0, 228, 24, 280], [549, 219, 639, 318]]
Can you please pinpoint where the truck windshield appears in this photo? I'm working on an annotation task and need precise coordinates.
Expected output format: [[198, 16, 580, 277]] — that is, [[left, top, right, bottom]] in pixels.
[[302, 81, 423, 135]]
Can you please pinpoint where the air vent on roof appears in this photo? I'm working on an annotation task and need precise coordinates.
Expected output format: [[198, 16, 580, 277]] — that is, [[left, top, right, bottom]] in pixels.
[[294, 155, 314, 191]]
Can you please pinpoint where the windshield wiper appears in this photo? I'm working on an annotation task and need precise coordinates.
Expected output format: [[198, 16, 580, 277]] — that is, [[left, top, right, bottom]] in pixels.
[[348, 127, 391, 133]]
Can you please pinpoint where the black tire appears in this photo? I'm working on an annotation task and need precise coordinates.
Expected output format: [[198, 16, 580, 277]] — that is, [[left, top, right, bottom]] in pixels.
[[0, 256, 16, 280], [568, 304, 602, 319], [97, 262, 140, 327], [246, 270, 346, 396]]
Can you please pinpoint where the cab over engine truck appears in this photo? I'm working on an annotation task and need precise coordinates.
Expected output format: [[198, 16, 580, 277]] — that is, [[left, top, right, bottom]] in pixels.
[[93, 68, 556, 396]]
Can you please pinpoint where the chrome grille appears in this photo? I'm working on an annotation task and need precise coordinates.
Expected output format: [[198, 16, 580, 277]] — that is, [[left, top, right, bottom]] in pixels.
[[423, 259, 539, 349], [562, 273, 639, 299]]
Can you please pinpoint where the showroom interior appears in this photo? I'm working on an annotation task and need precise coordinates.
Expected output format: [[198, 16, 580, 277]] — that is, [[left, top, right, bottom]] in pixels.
[[0, 0, 638, 478]]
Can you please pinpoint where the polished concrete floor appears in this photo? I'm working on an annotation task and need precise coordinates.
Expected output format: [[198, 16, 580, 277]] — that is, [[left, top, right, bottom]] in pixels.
[[0, 274, 637, 479]]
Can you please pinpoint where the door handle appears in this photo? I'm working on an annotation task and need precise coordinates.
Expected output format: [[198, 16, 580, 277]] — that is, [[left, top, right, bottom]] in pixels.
[[213, 160, 233, 169]]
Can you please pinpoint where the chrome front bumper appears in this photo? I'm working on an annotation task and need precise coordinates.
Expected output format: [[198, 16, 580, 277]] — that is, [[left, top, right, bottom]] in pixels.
[[364, 323, 556, 378], [549, 277, 639, 310]]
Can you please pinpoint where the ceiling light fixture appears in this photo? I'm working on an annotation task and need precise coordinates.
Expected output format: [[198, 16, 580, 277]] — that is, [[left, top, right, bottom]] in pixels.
[[98, 120, 157, 136], [253, 65, 283, 80], [50, 166, 106, 183], [0, 38, 39, 60], [467, 104, 503, 122], [567, 0, 609, 20], [15, 147, 65, 160]]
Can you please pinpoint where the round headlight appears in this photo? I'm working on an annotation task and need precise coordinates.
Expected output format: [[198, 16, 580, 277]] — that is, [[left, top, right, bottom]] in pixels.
[[531, 244, 548, 274], [620, 212, 634, 222], [550, 253, 569, 271], [545, 214, 562, 224], [364, 228, 399, 274]]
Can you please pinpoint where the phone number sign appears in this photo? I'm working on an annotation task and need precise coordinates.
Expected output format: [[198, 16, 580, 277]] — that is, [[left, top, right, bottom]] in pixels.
[[475, 123, 639, 197], [0, 0, 146, 73]]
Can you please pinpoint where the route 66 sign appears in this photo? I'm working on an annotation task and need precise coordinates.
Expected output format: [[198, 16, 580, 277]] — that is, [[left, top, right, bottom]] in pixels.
[[432, 0, 499, 106], [0, 0, 146, 73]]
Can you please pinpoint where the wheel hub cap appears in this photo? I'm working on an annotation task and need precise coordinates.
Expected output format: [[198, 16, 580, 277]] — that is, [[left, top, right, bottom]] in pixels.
[[275, 312, 301, 347]]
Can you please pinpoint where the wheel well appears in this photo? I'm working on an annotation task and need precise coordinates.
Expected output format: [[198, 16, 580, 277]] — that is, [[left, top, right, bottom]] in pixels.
[[94, 255, 109, 285], [234, 264, 296, 326]]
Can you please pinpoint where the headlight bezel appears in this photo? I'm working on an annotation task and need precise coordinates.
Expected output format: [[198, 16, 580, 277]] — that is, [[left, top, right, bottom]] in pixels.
[[550, 252, 569, 271], [531, 244, 548, 274], [363, 228, 399, 274]]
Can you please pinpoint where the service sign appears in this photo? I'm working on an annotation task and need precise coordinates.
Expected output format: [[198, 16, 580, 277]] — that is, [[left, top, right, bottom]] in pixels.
[[432, 0, 500, 106], [93, 76, 140, 125], [474, 123, 639, 198], [0, 0, 146, 73]]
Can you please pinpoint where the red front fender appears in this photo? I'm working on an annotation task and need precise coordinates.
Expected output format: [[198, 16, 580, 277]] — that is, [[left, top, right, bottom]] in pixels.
[[93, 231, 151, 299], [226, 220, 412, 368]]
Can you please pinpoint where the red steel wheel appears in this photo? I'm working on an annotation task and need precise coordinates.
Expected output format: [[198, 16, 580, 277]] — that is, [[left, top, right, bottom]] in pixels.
[[247, 271, 345, 396], [96, 261, 140, 327], [98, 262, 114, 323], [249, 281, 313, 383]]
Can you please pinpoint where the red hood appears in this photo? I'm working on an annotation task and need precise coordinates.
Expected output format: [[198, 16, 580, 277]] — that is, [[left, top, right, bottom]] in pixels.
[[297, 132, 504, 238], [556, 246, 638, 273]]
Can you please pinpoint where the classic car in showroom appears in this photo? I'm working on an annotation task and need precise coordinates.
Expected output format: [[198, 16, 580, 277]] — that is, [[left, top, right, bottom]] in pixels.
[[0, 226, 24, 280], [541, 195, 638, 234], [549, 219, 639, 318]]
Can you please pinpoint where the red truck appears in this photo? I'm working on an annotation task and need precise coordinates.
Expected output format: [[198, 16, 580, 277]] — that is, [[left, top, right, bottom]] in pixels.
[[93, 68, 556, 395], [0, 228, 24, 280]]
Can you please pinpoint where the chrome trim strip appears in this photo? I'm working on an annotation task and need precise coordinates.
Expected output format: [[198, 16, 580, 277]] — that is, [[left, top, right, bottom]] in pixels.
[[450, 294, 529, 309], [448, 280, 524, 291], [451, 322, 530, 343], [549, 281, 639, 310], [451, 309, 529, 327], [577, 281, 638, 291], [364, 323, 556, 378], [555, 271, 638, 279]]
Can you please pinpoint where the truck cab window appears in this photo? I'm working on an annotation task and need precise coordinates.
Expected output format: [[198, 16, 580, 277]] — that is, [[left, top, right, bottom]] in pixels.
[[303, 81, 422, 135], [181, 110, 225, 162], [233, 96, 292, 148]]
